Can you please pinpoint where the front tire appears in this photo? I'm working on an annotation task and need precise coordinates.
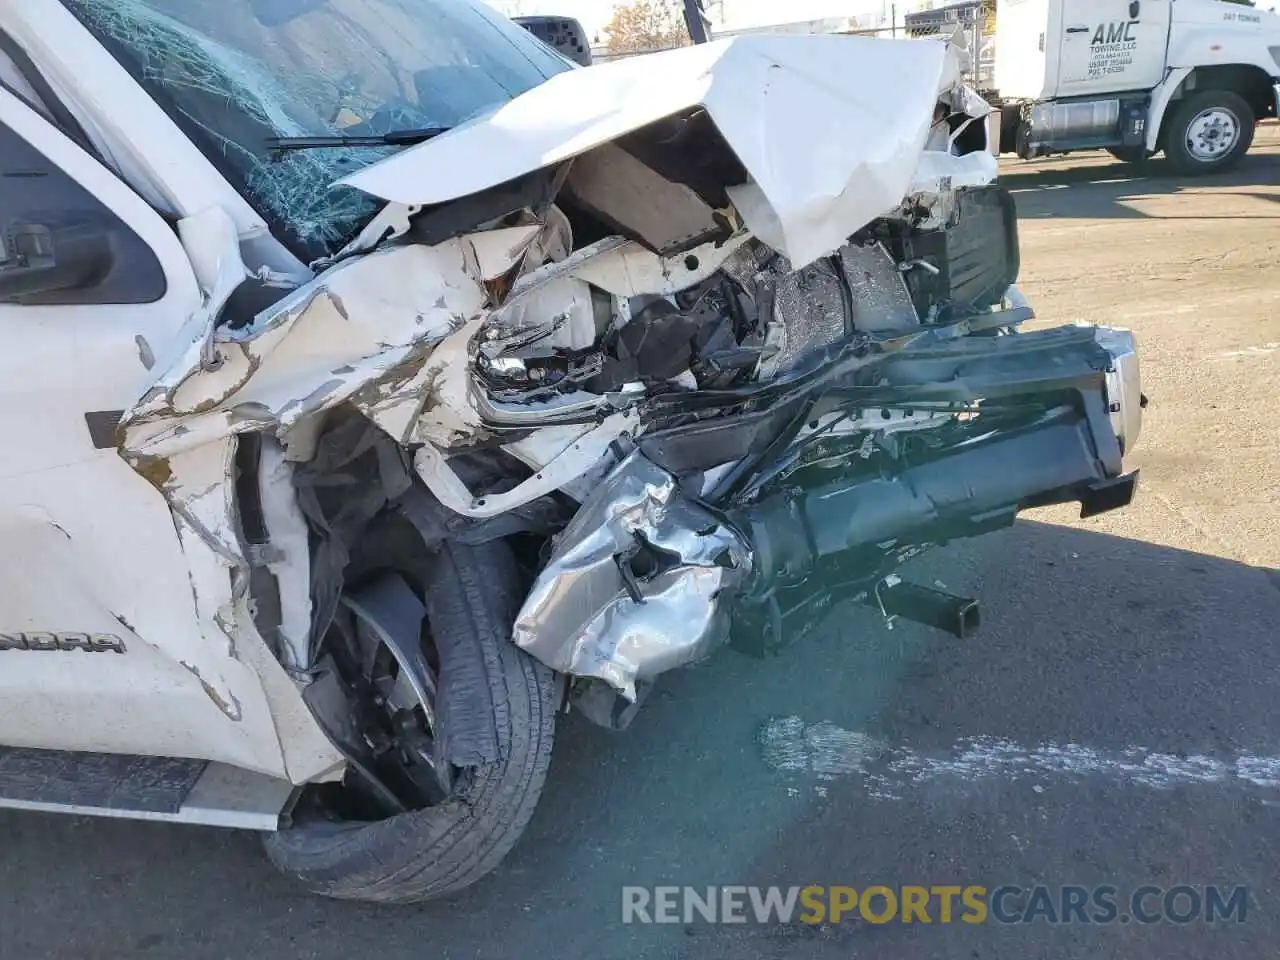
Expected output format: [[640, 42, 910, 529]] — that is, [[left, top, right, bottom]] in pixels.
[[1163, 90, 1255, 175], [264, 539, 557, 904]]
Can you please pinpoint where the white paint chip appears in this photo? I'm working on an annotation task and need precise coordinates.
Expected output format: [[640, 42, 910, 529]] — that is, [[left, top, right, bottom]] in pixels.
[[760, 716, 1280, 795], [1236, 755, 1280, 789]]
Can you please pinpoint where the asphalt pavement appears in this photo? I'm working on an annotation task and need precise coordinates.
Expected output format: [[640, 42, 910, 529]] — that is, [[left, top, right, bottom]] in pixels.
[[2, 130, 1278, 960]]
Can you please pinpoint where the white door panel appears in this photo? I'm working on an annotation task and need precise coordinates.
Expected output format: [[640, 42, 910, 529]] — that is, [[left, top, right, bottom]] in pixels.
[[0, 89, 286, 774], [0, 504, 281, 767], [1056, 0, 1171, 96]]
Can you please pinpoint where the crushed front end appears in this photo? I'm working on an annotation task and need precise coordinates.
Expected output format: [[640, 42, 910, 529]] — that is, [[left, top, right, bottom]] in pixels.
[[117, 34, 1142, 736], [509, 221, 1142, 724]]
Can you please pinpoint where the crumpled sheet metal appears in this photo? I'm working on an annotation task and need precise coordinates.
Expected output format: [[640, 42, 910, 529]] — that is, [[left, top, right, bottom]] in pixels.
[[341, 35, 960, 269], [839, 242, 920, 332], [512, 453, 751, 700], [107, 227, 496, 779], [124, 240, 484, 455]]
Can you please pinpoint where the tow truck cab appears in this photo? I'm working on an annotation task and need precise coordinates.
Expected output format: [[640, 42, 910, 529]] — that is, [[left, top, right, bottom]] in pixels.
[[919, 0, 1280, 172]]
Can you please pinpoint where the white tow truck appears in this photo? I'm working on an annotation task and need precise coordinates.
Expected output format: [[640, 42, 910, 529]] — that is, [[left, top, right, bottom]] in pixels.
[[920, 0, 1280, 172]]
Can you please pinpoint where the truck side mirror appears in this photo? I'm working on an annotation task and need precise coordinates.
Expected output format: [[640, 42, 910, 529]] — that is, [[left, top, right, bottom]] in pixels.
[[0, 214, 115, 303]]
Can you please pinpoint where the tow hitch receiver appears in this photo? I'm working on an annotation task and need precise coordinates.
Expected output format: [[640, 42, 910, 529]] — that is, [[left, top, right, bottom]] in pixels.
[[869, 577, 981, 639]]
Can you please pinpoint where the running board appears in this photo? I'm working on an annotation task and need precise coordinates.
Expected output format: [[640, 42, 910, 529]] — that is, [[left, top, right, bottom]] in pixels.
[[0, 747, 294, 831]]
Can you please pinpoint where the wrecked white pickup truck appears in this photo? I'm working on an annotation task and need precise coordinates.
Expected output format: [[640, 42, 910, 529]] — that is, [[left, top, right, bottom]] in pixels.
[[0, 0, 1142, 903]]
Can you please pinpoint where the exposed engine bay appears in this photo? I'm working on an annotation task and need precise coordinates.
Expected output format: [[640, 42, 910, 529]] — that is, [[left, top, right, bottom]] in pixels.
[[475, 187, 1019, 407]]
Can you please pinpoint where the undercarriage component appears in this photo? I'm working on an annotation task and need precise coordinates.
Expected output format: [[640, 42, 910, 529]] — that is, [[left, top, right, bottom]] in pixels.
[[736, 409, 1132, 596], [1023, 99, 1121, 158], [868, 578, 981, 639], [513, 403, 1136, 703], [1016, 97, 1149, 160]]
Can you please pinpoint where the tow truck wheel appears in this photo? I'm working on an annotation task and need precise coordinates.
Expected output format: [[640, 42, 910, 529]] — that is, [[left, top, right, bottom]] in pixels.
[[1164, 90, 1255, 175], [264, 536, 557, 904]]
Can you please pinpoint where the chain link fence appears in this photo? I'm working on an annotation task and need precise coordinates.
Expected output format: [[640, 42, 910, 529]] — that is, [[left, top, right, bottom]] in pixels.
[[902, 0, 997, 91]]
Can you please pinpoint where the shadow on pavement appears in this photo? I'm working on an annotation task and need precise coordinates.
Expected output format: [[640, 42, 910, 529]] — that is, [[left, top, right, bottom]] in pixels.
[[3, 519, 1279, 960], [1001, 148, 1280, 221]]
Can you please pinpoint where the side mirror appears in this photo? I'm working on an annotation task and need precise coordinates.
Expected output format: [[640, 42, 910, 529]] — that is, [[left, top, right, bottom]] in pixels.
[[0, 214, 115, 302]]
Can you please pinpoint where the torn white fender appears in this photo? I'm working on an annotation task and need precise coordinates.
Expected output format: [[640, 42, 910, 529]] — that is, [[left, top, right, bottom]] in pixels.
[[124, 240, 486, 451], [114, 225, 494, 781], [121, 238, 487, 486]]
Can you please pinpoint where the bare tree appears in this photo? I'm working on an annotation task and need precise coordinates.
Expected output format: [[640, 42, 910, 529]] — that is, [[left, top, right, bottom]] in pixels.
[[602, 0, 690, 55]]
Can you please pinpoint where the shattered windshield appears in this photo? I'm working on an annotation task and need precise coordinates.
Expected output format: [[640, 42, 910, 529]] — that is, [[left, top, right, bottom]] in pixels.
[[63, 0, 572, 261]]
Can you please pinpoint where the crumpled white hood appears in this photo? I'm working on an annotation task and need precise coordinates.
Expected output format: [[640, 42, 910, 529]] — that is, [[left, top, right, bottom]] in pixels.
[[341, 35, 961, 268]]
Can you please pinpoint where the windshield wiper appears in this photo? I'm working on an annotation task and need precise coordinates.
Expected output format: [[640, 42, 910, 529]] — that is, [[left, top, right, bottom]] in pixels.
[[265, 126, 451, 160]]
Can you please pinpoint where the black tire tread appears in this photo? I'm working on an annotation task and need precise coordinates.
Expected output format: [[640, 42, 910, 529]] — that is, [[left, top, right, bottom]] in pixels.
[[263, 539, 556, 903], [1163, 89, 1255, 175]]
